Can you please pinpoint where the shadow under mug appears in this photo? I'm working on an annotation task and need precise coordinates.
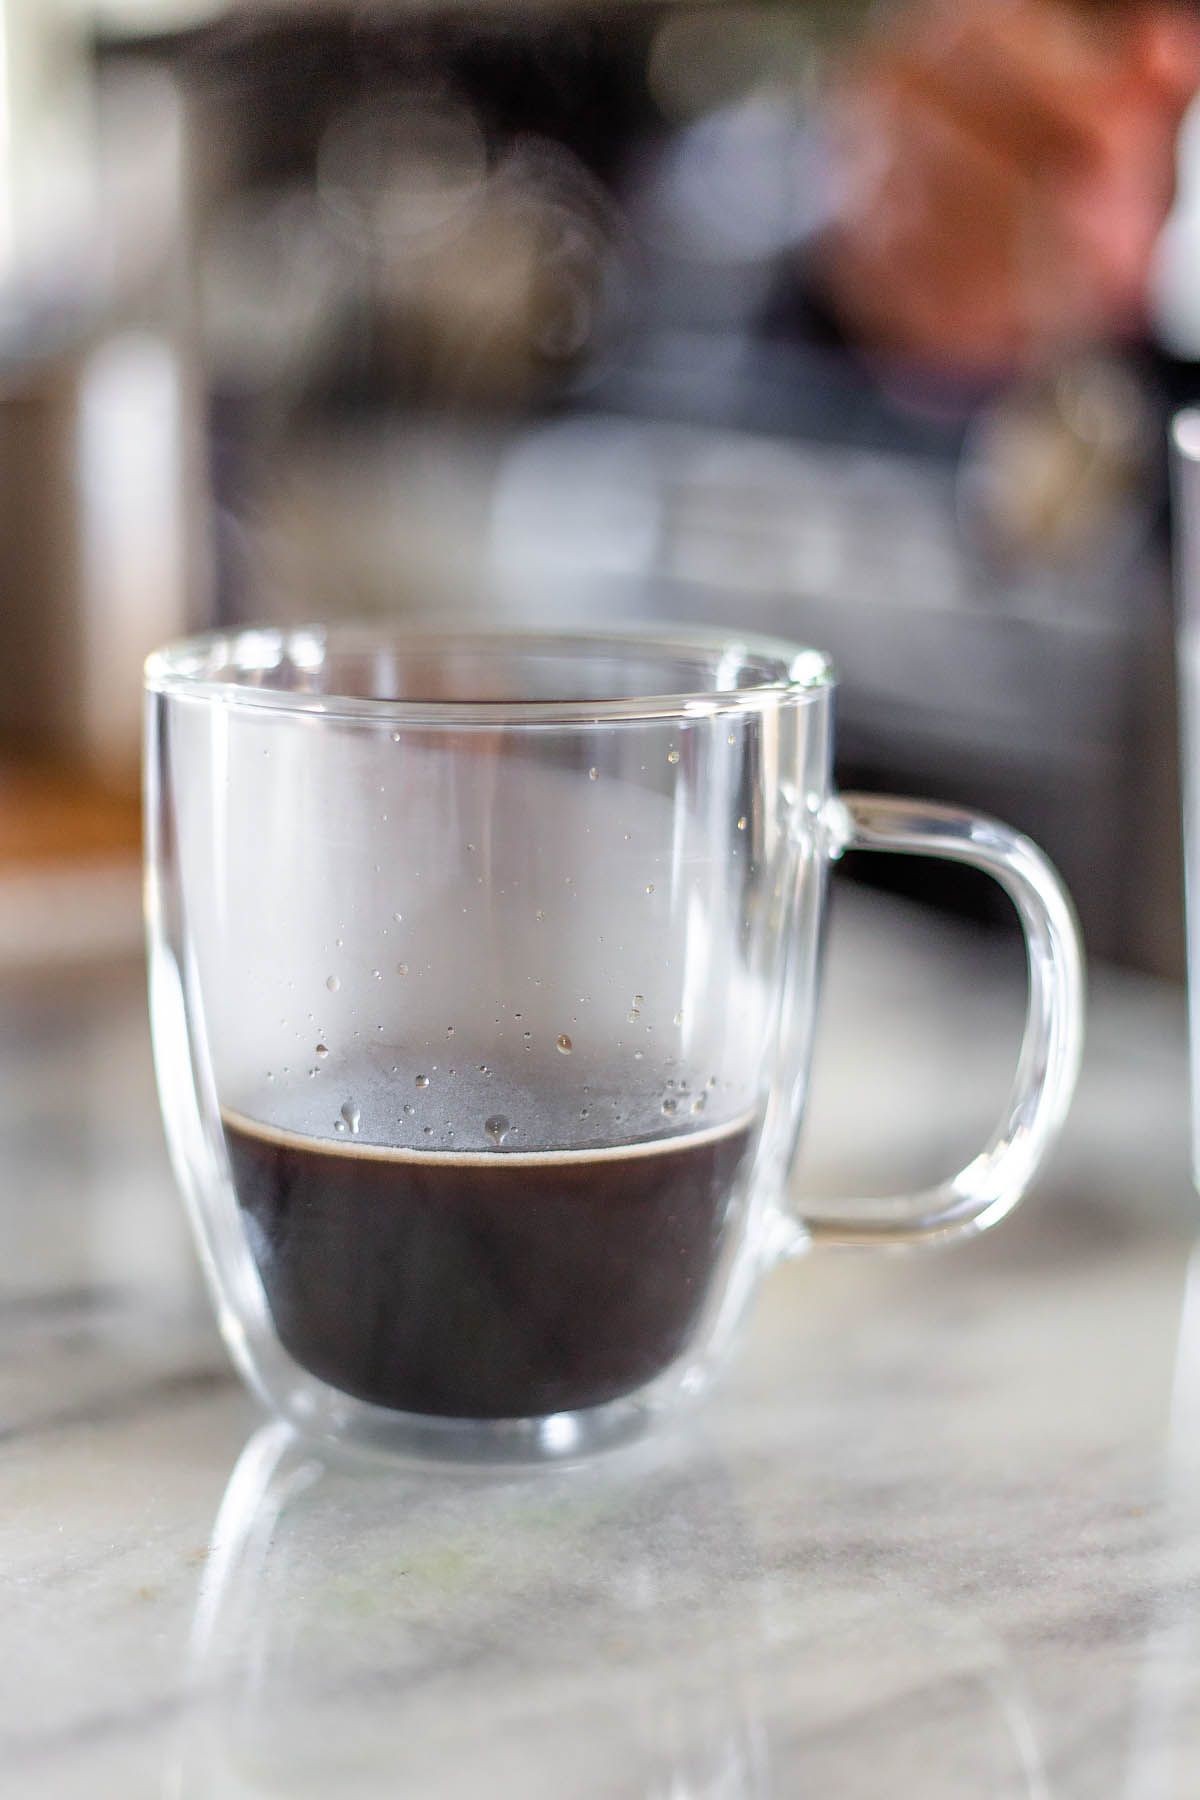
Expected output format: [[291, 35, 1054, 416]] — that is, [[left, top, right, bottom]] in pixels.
[[144, 625, 1084, 1459]]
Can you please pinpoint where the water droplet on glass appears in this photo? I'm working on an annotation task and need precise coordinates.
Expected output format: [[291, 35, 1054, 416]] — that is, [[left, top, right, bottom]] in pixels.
[[316, 1043, 328, 1057], [673, 1011, 684, 1027], [396, 962, 409, 977], [467, 843, 476, 854], [535, 908, 545, 923], [667, 748, 680, 765], [326, 975, 340, 993], [372, 969, 382, 980], [727, 732, 736, 746], [335, 938, 344, 949], [661, 1097, 678, 1116], [691, 1096, 706, 1115], [334, 1119, 347, 1134], [645, 884, 655, 895], [633, 1050, 644, 1061], [423, 1125, 432, 1135], [403, 1102, 414, 1115], [588, 766, 598, 781], [484, 1114, 510, 1147], [391, 730, 402, 743], [479, 1064, 491, 1076], [737, 817, 747, 832], [627, 1009, 640, 1023], [579, 1108, 590, 1119], [393, 911, 403, 923], [340, 1100, 362, 1134], [415, 1074, 429, 1089], [446, 1025, 454, 1036], [556, 1034, 573, 1055], [634, 993, 645, 1006]]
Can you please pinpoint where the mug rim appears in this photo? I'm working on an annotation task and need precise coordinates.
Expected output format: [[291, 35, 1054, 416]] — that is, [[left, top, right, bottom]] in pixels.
[[144, 622, 835, 725]]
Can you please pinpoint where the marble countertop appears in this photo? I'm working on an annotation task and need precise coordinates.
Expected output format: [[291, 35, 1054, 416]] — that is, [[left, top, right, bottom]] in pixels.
[[3, 879, 1197, 1799]]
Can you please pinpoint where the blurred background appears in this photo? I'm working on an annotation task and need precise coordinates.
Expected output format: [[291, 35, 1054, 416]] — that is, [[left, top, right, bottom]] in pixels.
[[2, 0, 1199, 973]]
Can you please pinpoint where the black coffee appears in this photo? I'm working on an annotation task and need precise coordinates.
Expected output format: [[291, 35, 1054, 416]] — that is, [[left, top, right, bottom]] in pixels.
[[223, 1103, 755, 1419]]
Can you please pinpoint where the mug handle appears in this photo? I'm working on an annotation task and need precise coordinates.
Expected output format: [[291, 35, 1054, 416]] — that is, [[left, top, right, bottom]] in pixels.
[[796, 793, 1085, 1249]]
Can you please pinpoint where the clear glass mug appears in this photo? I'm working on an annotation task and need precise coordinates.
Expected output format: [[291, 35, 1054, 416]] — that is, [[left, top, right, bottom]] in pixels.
[[1174, 413, 1200, 1181], [145, 626, 1084, 1459]]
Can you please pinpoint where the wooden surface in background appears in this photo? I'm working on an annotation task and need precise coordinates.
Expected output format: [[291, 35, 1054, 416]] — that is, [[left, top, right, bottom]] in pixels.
[[0, 758, 140, 868]]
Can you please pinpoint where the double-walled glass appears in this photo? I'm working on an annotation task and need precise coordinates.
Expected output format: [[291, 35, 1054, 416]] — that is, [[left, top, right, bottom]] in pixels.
[[145, 627, 1083, 1458]]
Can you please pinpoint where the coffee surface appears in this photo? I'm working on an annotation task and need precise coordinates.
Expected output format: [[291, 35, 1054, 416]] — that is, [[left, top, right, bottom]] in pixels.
[[224, 1087, 756, 1418]]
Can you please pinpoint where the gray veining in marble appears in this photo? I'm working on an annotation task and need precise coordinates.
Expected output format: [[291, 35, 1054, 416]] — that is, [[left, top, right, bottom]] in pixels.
[[2, 881, 1198, 1798]]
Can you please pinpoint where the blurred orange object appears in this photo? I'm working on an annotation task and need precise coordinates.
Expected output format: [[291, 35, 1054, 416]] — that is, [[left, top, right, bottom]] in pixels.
[[821, 0, 1200, 370], [0, 757, 139, 870]]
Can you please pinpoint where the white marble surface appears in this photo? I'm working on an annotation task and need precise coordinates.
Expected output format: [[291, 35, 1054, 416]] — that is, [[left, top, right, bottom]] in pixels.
[[2, 880, 1198, 1798]]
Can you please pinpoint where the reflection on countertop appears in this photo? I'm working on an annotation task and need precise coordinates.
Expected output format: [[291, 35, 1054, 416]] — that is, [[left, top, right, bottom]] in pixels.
[[1, 879, 1198, 1798]]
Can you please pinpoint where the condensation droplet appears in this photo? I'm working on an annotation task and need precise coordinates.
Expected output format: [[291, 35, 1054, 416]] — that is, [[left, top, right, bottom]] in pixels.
[[645, 884, 655, 895], [479, 1064, 491, 1076], [415, 1074, 429, 1089], [315, 1043, 328, 1057], [627, 1009, 640, 1023], [485, 1114, 510, 1147], [535, 909, 545, 923], [403, 1102, 414, 1115], [556, 1034, 573, 1055], [335, 938, 344, 949], [372, 968, 382, 980], [588, 767, 598, 781], [633, 1049, 644, 1061], [467, 843, 476, 854], [396, 962, 409, 977], [667, 748, 680, 765], [737, 817, 747, 832], [334, 1119, 347, 1133], [391, 730, 402, 743], [634, 993, 645, 1006], [661, 1097, 678, 1115], [579, 1108, 590, 1119], [727, 732, 736, 745], [673, 1011, 684, 1027], [340, 1101, 361, 1134], [325, 975, 340, 993], [446, 1025, 454, 1036], [393, 911, 403, 923], [691, 1095, 706, 1115]]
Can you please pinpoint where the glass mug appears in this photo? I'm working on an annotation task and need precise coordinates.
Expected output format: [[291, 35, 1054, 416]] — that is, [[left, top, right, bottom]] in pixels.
[[145, 626, 1084, 1459]]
